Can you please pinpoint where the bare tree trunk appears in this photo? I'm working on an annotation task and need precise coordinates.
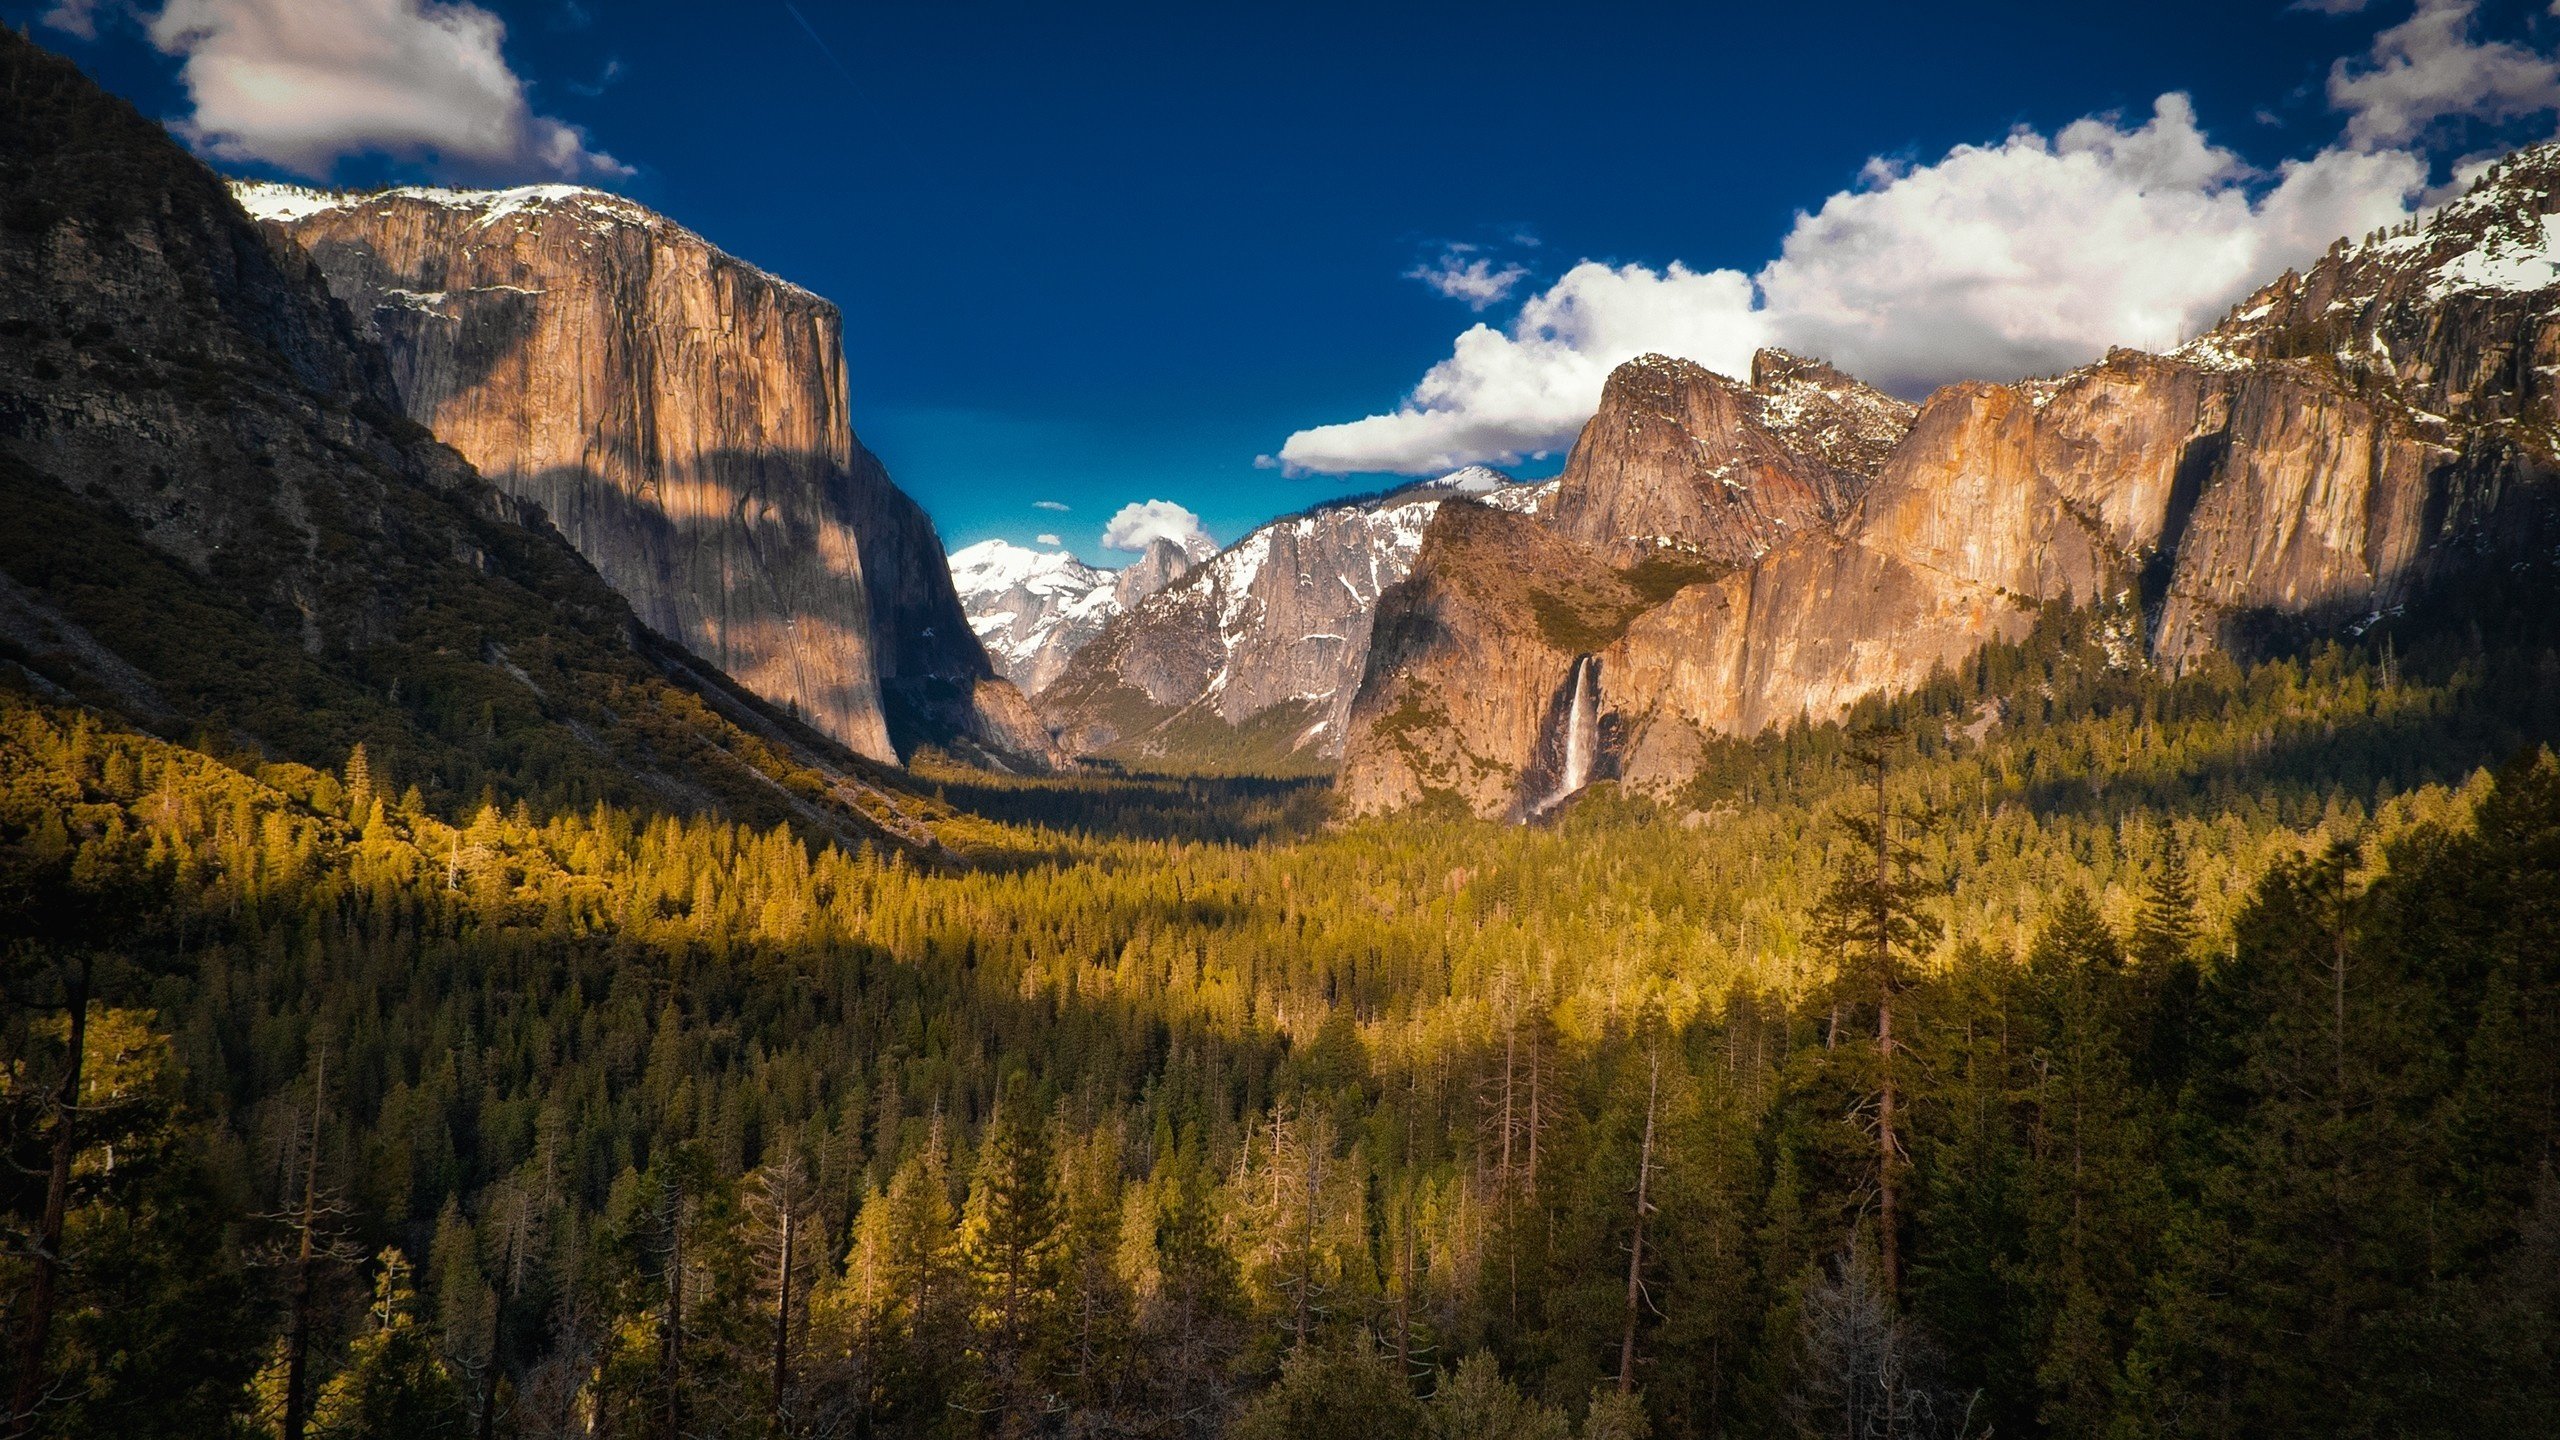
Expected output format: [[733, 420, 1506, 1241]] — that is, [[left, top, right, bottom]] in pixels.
[[283, 1047, 327, 1440], [1293, 1131, 1319, 1349], [1872, 754, 1902, 1304], [9, 956, 90, 1439], [476, 1285, 502, 1440], [661, 1181, 684, 1440], [1618, 1051, 1660, 1395], [773, 1203, 795, 1431]]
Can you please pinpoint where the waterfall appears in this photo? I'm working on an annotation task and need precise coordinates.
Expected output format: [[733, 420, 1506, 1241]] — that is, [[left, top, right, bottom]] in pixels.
[[1560, 654, 1598, 796], [1529, 654, 1601, 817]]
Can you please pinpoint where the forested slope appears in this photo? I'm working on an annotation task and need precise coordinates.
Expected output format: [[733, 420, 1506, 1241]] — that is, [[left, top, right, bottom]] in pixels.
[[6, 575, 2559, 1438]]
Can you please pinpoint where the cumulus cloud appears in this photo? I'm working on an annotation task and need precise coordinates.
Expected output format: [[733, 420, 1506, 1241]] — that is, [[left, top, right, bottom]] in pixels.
[[1101, 500, 1214, 557], [2329, 0, 2560, 148], [1762, 95, 2421, 393], [1276, 93, 2424, 475], [1408, 246, 1529, 310], [1032, 499, 1071, 512], [1036, 533, 1063, 546], [147, 0, 630, 181], [1279, 261, 1767, 474]]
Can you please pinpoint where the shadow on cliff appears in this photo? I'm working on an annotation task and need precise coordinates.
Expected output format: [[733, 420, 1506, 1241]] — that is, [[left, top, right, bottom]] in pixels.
[[483, 446, 1006, 749]]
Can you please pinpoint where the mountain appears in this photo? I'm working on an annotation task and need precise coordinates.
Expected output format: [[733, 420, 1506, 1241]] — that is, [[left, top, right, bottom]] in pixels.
[[0, 30, 945, 850], [1546, 349, 1912, 565], [1036, 470, 1529, 769], [949, 534, 1202, 694], [230, 180, 1056, 770], [1343, 157, 2560, 818]]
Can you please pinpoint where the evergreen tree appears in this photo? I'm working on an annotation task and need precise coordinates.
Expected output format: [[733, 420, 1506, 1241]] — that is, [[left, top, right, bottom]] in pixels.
[[311, 1251, 470, 1440], [963, 1077, 1064, 1433]]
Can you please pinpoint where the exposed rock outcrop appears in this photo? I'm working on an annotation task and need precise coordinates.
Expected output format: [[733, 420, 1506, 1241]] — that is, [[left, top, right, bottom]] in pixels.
[[1546, 350, 1911, 565], [1341, 155, 2560, 817], [236, 180, 1051, 768]]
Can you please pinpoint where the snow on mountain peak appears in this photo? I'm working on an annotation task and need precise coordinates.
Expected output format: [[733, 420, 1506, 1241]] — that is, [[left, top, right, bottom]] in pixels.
[[1416, 465, 1513, 495], [950, 538, 1102, 597]]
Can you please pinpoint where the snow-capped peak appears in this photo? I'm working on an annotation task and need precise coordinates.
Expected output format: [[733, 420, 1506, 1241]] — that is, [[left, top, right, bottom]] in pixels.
[[1414, 465, 1513, 495], [949, 538, 1104, 599]]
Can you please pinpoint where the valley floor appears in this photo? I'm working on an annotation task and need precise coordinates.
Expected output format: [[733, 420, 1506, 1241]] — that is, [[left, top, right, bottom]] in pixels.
[[4, 596, 2559, 1440]]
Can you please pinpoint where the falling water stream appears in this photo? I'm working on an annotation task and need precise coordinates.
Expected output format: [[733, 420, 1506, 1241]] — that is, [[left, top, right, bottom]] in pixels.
[[1530, 654, 1601, 817]]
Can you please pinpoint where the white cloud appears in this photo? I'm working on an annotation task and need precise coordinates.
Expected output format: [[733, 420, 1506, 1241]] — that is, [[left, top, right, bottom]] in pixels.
[[147, 0, 630, 181], [1101, 499, 1214, 557], [2329, 0, 2560, 148], [1760, 95, 2421, 393], [1408, 246, 1529, 310], [40, 0, 104, 38], [1279, 261, 1767, 475], [1032, 499, 1070, 512], [1036, 533, 1063, 546], [1277, 94, 2424, 475]]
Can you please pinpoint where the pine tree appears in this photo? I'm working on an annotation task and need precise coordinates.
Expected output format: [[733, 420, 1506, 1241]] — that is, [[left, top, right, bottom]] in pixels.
[[964, 1077, 1063, 1433], [1809, 736, 1942, 1300], [343, 743, 374, 816], [311, 1250, 470, 1440], [2128, 831, 2200, 971]]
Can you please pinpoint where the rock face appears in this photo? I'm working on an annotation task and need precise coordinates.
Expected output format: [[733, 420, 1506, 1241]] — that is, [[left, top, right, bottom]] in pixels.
[[0, 30, 935, 846], [236, 180, 1048, 768], [1039, 470, 1526, 768], [1547, 350, 1911, 565], [1341, 155, 2560, 817]]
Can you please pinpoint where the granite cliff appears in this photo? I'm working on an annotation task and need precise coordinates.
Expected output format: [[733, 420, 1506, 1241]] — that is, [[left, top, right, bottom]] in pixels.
[[235, 181, 1053, 769], [0, 30, 943, 848], [1343, 156, 2560, 817]]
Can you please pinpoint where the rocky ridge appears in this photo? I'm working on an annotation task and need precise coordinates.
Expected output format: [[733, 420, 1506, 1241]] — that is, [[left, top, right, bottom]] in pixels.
[[233, 180, 1054, 769], [1545, 350, 1913, 565], [949, 536, 1202, 694], [1037, 469, 1525, 767], [1341, 154, 2560, 818]]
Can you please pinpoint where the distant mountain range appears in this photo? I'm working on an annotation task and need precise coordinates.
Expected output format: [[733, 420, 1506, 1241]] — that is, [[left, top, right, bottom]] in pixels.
[[950, 531, 1212, 695], [962, 467, 1549, 771], [941, 153, 2560, 811]]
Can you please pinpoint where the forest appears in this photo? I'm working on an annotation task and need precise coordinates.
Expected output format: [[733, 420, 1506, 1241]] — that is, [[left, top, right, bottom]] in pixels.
[[4, 585, 2559, 1440]]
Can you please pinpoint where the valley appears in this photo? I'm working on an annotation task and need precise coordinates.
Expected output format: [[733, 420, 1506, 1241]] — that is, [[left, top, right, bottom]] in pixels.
[[3, 18, 2559, 1440]]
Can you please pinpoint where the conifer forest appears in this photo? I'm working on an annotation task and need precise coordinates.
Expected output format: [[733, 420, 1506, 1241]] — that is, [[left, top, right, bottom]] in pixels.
[[9, 590, 2560, 1440]]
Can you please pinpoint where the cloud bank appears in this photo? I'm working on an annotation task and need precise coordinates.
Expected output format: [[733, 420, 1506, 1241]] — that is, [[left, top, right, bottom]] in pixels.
[[147, 0, 629, 181], [1277, 91, 2431, 476], [1101, 500, 1214, 557]]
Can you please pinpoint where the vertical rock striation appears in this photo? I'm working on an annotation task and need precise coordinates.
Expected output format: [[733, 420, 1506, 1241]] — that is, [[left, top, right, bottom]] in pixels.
[[1547, 350, 1911, 566], [236, 181, 1050, 768]]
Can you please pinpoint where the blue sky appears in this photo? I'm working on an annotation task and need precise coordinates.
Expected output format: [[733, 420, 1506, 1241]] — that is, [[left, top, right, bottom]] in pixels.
[[18, 1, 2560, 562]]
